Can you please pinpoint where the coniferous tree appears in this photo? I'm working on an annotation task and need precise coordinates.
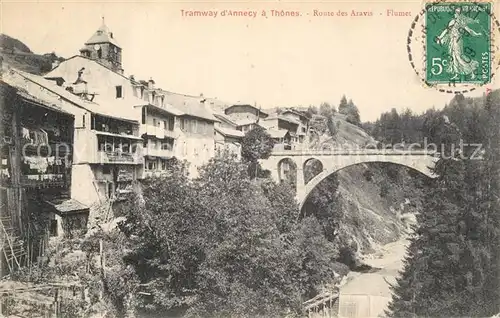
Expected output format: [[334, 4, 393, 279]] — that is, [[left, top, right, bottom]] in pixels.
[[338, 95, 348, 114], [387, 91, 500, 317]]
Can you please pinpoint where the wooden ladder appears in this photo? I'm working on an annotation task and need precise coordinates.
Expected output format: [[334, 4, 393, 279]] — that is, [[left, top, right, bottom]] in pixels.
[[0, 216, 27, 274]]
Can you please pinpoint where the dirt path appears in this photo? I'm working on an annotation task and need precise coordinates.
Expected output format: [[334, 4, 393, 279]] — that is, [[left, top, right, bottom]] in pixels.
[[337, 237, 410, 318]]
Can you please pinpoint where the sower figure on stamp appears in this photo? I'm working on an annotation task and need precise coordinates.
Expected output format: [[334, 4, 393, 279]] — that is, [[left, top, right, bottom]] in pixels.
[[436, 7, 482, 79]]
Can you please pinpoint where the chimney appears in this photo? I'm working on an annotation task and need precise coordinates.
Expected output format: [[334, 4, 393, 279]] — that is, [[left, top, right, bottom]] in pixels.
[[148, 77, 155, 90], [129, 75, 135, 82]]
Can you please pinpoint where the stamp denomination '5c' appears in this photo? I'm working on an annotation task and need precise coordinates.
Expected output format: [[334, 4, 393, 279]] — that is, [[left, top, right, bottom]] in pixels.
[[425, 2, 492, 84]]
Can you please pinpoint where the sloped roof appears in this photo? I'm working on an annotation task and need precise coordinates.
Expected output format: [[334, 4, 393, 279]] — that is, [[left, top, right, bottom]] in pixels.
[[215, 126, 244, 138], [267, 129, 289, 139], [265, 114, 301, 125], [282, 108, 309, 120], [3, 68, 87, 116], [214, 113, 237, 127], [5, 67, 138, 122], [44, 56, 146, 121], [161, 90, 217, 122], [85, 22, 121, 48], [225, 104, 269, 117], [146, 102, 184, 117], [235, 118, 258, 126], [43, 197, 89, 215]]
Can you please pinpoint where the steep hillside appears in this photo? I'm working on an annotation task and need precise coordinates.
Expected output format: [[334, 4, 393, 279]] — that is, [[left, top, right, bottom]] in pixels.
[[0, 34, 64, 75], [303, 112, 427, 258]]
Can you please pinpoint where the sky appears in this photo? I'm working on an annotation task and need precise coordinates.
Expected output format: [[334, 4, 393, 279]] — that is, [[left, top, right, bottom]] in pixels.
[[2, 0, 498, 121]]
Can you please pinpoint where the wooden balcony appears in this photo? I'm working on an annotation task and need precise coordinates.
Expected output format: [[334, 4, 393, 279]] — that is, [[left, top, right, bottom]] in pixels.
[[140, 125, 177, 139], [96, 151, 144, 165], [19, 174, 69, 189], [143, 147, 175, 159]]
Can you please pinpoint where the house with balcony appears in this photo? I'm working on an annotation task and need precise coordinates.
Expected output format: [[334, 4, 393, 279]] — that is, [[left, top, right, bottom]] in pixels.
[[280, 108, 310, 144], [136, 82, 184, 178], [259, 112, 300, 148], [160, 91, 218, 177], [1, 68, 90, 241]]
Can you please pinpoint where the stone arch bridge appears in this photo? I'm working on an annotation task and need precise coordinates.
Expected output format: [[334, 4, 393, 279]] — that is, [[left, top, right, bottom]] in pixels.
[[260, 149, 438, 209]]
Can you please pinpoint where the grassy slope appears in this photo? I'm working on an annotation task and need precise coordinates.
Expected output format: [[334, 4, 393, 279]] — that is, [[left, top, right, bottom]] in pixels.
[[0, 34, 63, 75]]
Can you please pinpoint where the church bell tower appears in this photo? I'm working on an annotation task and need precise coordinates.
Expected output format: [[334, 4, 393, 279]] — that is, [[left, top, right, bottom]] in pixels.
[[80, 18, 124, 74]]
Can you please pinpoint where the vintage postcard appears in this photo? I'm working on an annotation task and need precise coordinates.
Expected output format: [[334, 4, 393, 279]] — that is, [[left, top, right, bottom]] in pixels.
[[1, 0, 500, 317]]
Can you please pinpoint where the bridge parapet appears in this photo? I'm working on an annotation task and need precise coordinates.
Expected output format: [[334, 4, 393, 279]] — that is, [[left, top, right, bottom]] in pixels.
[[260, 149, 438, 209], [270, 149, 439, 157]]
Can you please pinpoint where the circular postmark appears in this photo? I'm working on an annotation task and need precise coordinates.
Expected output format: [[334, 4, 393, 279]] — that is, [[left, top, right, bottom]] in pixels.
[[407, 0, 500, 94]]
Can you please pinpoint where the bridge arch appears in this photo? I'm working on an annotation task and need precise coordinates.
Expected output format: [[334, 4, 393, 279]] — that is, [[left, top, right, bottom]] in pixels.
[[297, 156, 437, 210], [303, 157, 324, 184], [277, 157, 297, 184]]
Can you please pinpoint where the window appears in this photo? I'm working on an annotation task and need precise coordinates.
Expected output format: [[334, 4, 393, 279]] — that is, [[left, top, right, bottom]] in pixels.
[[162, 141, 173, 150], [147, 160, 156, 170], [153, 118, 157, 127], [122, 142, 130, 153], [180, 119, 186, 131], [161, 160, 167, 170], [97, 49, 102, 59], [82, 115, 86, 128], [103, 165, 111, 175], [142, 107, 146, 124], [190, 120, 197, 133], [116, 86, 123, 98], [168, 116, 175, 131], [163, 120, 167, 130], [197, 121, 205, 134]]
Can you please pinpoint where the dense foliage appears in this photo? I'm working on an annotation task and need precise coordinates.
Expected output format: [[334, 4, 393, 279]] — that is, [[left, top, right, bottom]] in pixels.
[[105, 151, 344, 317], [365, 93, 491, 147], [306, 95, 361, 127], [386, 91, 500, 317]]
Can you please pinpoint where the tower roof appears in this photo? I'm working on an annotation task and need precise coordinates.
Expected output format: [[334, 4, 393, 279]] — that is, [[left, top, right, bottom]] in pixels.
[[84, 18, 121, 48]]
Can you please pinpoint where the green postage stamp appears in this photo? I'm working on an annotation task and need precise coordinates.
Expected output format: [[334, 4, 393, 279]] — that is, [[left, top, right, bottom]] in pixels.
[[425, 2, 492, 84]]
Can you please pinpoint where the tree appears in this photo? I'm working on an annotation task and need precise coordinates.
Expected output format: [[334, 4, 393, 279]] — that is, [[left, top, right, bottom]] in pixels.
[[338, 97, 361, 126], [111, 151, 342, 317], [387, 90, 500, 317], [241, 126, 275, 179], [338, 95, 348, 114], [345, 99, 361, 126], [241, 125, 275, 164], [319, 102, 335, 118], [306, 105, 318, 117]]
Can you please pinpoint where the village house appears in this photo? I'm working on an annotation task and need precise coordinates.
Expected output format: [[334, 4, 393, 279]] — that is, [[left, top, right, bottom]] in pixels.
[[46, 21, 219, 178], [280, 108, 310, 143], [213, 113, 244, 159], [224, 104, 268, 134], [259, 112, 300, 144], [159, 92, 218, 177], [1, 68, 91, 245]]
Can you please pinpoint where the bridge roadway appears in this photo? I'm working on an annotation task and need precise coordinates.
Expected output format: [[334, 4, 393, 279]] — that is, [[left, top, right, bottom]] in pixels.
[[260, 149, 438, 208]]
